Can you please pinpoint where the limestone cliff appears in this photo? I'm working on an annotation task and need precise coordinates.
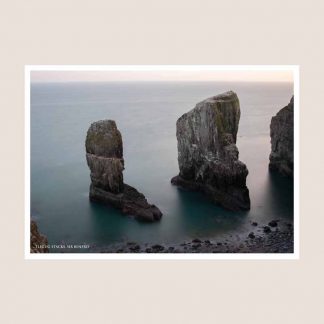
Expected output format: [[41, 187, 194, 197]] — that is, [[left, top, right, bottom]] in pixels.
[[269, 96, 294, 177], [30, 220, 49, 253], [86, 120, 162, 222], [171, 91, 250, 211]]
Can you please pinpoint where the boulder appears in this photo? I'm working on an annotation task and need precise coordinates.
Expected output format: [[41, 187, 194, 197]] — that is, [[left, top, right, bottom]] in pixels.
[[248, 232, 255, 239], [86, 120, 162, 222], [171, 91, 250, 211], [268, 220, 278, 227]]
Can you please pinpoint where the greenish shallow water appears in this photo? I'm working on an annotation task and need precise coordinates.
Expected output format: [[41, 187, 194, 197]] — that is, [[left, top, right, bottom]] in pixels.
[[31, 81, 294, 252]]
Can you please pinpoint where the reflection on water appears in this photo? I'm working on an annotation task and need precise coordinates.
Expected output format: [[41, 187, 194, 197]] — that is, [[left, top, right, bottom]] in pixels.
[[173, 188, 248, 238], [31, 81, 294, 248], [265, 171, 293, 219]]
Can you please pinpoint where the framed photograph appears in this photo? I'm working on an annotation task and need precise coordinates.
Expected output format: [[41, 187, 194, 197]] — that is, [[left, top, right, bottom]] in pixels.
[[26, 65, 299, 259]]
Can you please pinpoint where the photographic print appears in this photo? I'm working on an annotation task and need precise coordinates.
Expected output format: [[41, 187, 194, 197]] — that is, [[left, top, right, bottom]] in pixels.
[[26, 65, 298, 259]]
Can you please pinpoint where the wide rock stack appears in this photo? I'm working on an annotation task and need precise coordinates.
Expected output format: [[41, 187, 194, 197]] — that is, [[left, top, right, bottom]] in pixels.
[[171, 91, 250, 211], [86, 120, 162, 222], [269, 96, 294, 177]]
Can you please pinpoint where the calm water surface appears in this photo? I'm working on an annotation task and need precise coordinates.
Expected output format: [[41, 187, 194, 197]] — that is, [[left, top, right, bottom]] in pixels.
[[31, 81, 294, 251]]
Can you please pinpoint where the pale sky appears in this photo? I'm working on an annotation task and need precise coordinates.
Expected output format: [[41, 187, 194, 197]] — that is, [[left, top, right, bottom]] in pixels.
[[31, 70, 294, 83]]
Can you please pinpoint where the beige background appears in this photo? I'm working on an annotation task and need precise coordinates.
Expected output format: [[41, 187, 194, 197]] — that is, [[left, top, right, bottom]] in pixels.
[[1, 0, 323, 323]]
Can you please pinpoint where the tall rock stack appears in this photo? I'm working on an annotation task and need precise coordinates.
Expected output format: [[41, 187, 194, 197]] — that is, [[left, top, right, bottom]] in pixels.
[[86, 120, 162, 222], [269, 96, 294, 177], [171, 91, 250, 211]]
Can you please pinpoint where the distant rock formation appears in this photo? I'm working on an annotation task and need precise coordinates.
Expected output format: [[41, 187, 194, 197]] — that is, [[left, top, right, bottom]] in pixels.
[[269, 96, 294, 177], [30, 220, 49, 253], [171, 91, 250, 211], [86, 120, 162, 222]]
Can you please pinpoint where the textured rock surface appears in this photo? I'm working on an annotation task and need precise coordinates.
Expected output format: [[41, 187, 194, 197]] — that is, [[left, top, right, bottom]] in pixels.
[[269, 96, 294, 177], [171, 91, 250, 211], [30, 220, 49, 253], [86, 120, 162, 222]]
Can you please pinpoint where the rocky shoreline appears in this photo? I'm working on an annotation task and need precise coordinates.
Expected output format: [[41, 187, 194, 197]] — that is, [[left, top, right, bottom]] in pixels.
[[30, 220, 49, 253], [90, 220, 293, 254]]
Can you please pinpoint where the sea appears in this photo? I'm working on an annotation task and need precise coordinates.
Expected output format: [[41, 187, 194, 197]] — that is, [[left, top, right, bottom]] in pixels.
[[30, 81, 294, 251]]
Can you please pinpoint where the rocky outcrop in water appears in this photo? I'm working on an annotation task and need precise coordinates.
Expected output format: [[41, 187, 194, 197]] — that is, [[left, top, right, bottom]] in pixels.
[[171, 91, 250, 211], [86, 120, 162, 222], [30, 220, 49, 253], [269, 96, 294, 177]]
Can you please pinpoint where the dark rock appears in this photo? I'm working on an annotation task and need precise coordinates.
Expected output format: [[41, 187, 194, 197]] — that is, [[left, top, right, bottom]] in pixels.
[[30, 220, 49, 253], [86, 120, 162, 222], [268, 220, 278, 227], [89, 223, 294, 253], [248, 232, 255, 239], [251, 222, 258, 226], [129, 244, 140, 252], [192, 238, 202, 243], [204, 240, 211, 244], [151, 244, 164, 252], [263, 226, 271, 233], [171, 91, 250, 211], [269, 96, 294, 177]]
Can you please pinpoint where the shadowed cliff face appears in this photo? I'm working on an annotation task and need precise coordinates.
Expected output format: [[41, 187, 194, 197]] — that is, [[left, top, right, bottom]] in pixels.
[[269, 96, 294, 177], [172, 91, 250, 211], [30, 220, 49, 253], [86, 120, 162, 222]]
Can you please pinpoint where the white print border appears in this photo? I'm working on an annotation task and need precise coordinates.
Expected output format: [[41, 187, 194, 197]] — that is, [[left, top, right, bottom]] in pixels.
[[25, 65, 300, 260]]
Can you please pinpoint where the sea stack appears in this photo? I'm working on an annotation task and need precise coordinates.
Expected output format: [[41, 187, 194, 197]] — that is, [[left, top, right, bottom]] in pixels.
[[86, 120, 162, 222], [171, 91, 250, 211], [269, 96, 294, 177]]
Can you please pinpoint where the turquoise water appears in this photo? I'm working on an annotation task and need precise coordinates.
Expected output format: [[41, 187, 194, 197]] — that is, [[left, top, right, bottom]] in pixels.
[[31, 81, 294, 251]]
